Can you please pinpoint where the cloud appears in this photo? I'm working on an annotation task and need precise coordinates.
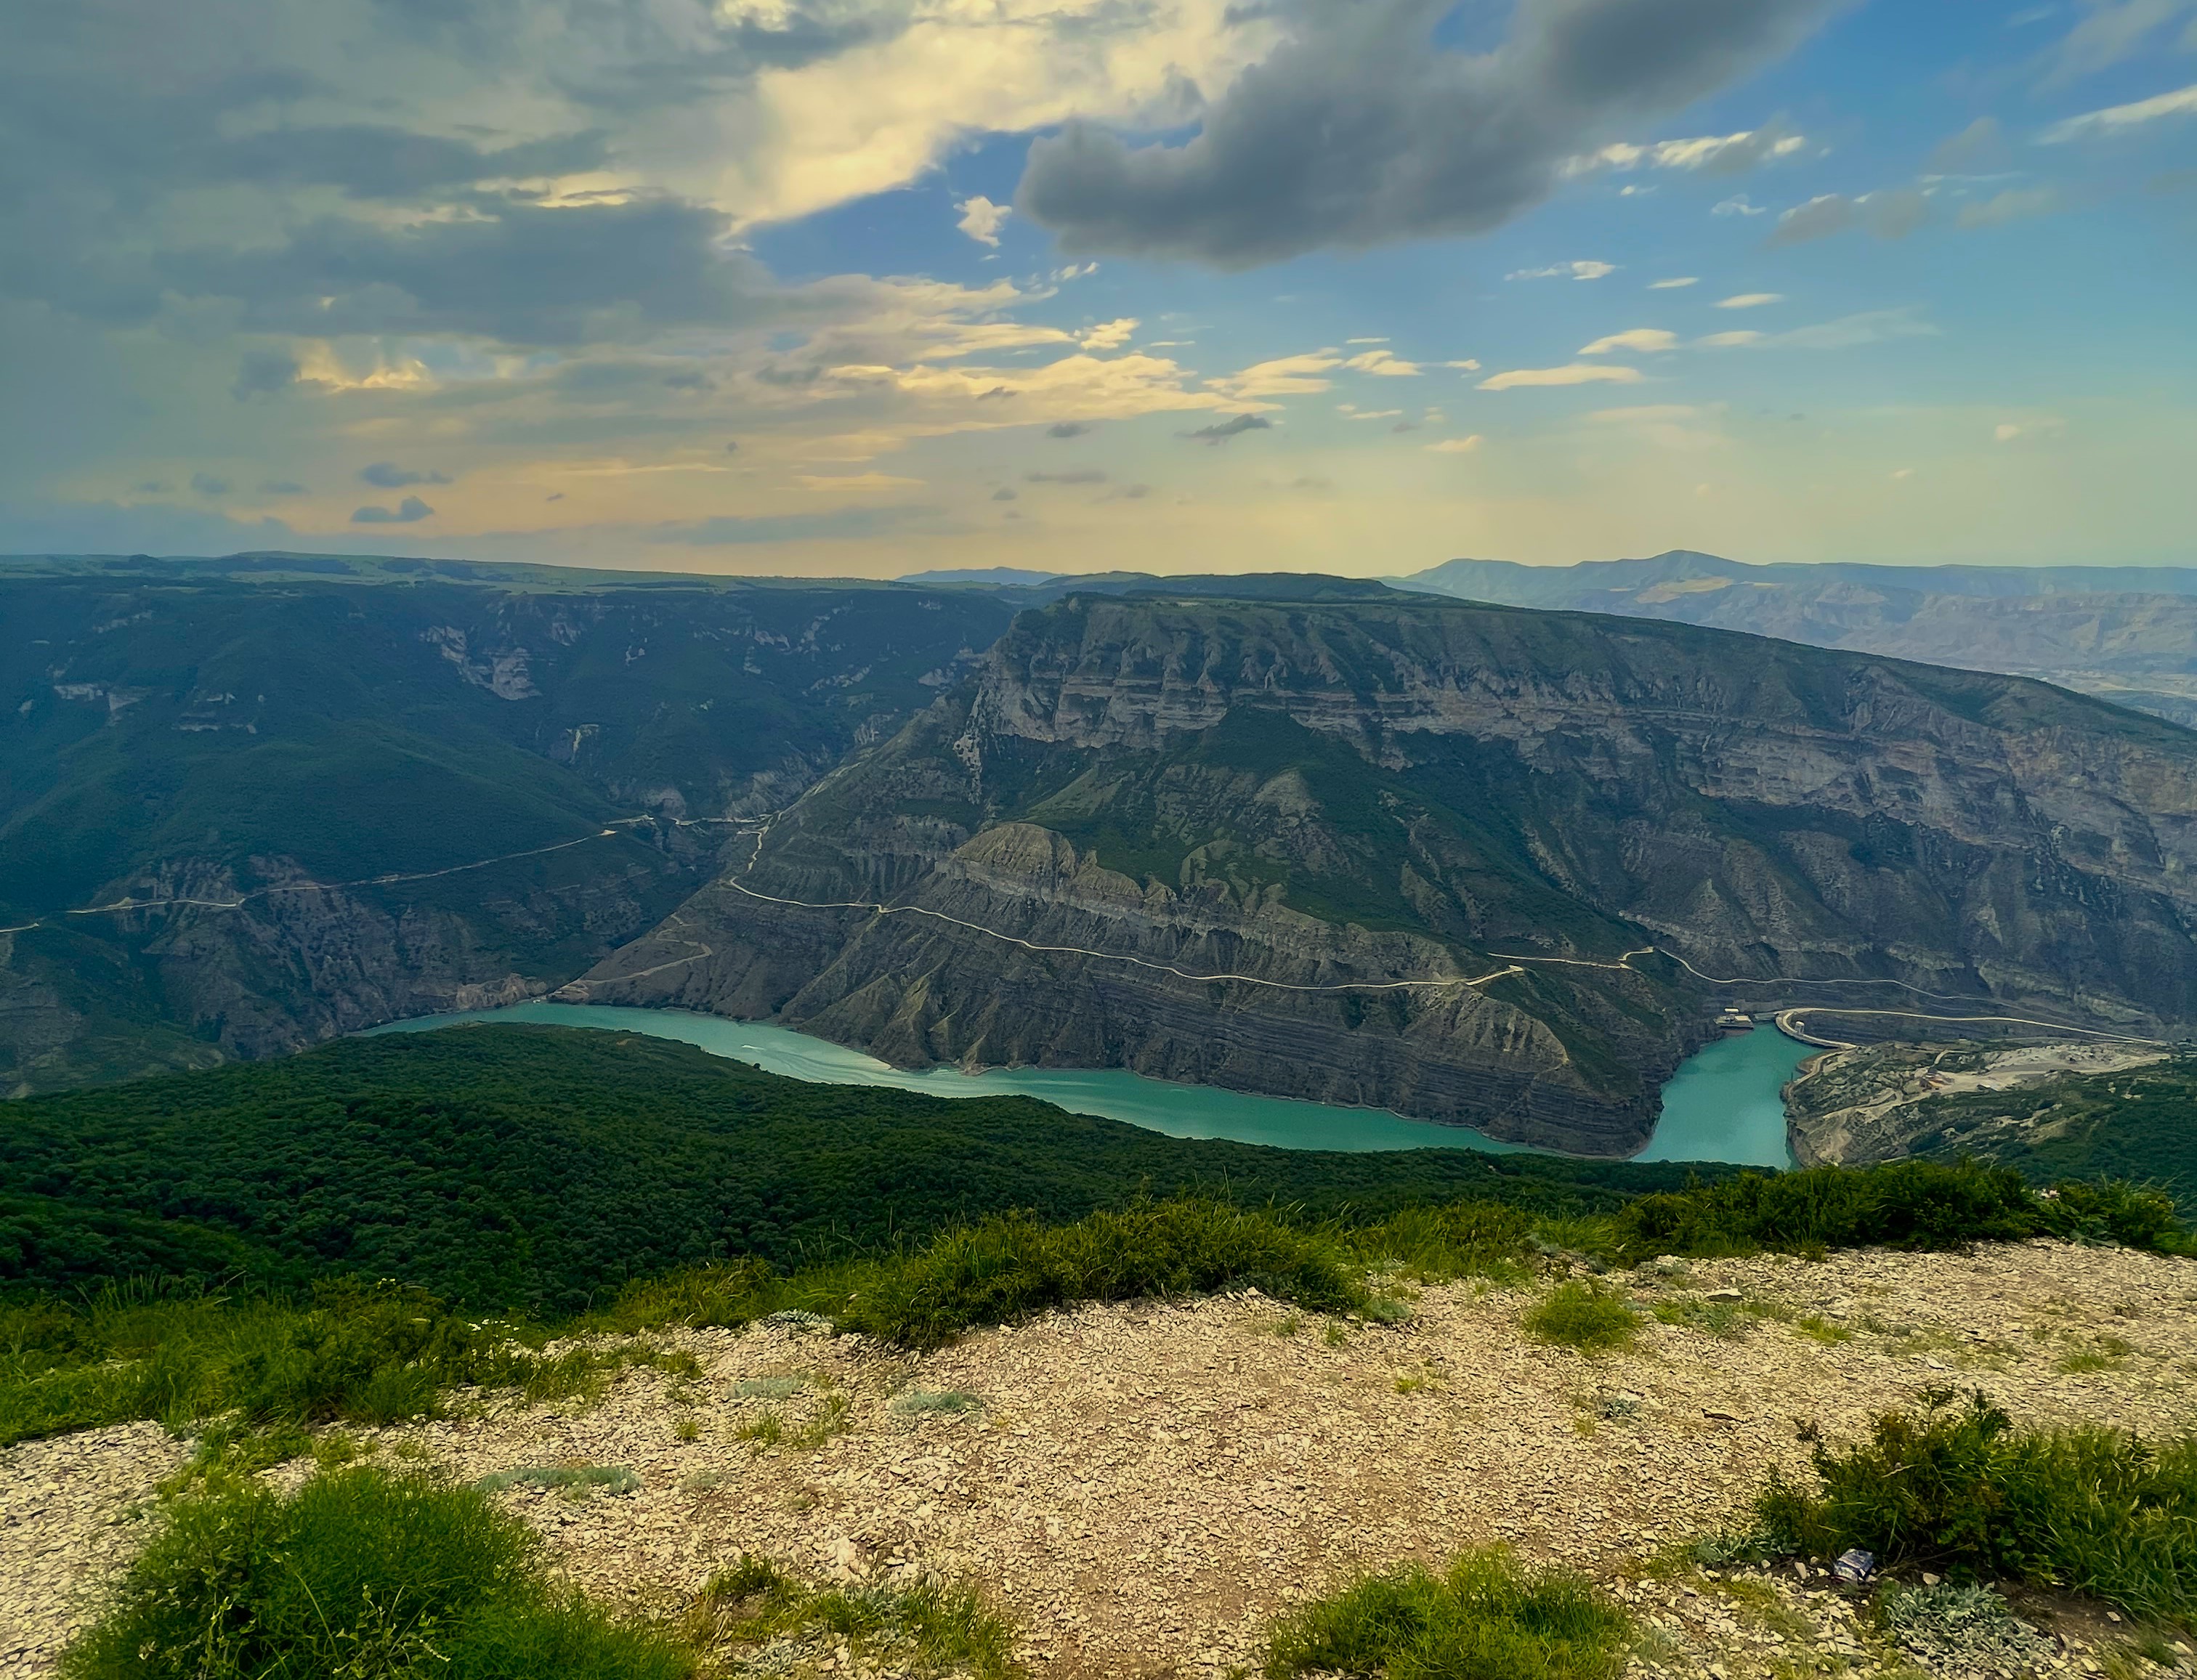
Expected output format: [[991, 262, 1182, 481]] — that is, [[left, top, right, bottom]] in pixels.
[[256, 479, 306, 495], [352, 495, 435, 524], [647, 508, 906, 546], [1080, 318, 1140, 352], [1207, 352, 1340, 399], [1425, 435, 1484, 453], [1016, 0, 1840, 267], [1957, 187, 2064, 228], [993, 486, 1019, 500], [1712, 194, 1768, 216], [1343, 348, 1420, 375], [1344, 408, 1406, 421], [2048, 2, 2197, 81], [1478, 363, 1646, 389], [1648, 276, 1700, 288], [1181, 413, 1274, 442], [1579, 328, 1678, 354], [1768, 190, 1930, 245], [1510, 260, 1617, 280], [360, 462, 453, 488], [1444, 359, 1482, 371], [1026, 468, 1109, 484], [1930, 116, 2010, 174], [190, 472, 231, 497], [1996, 422, 2023, 442], [663, 367, 716, 391], [957, 195, 1013, 246], [1046, 421, 1093, 439], [1587, 403, 1704, 421], [2042, 83, 2197, 142], [230, 348, 301, 402], [1717, 292, 1784, 308], [1694, 308, 1939, 350], [1581, 123, 1808, 175]]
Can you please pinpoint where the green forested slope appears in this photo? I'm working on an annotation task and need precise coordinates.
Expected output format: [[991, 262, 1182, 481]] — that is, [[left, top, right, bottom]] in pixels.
[[0, 1024, 1731, 1312], [1904, 1058, 2197, 1206]]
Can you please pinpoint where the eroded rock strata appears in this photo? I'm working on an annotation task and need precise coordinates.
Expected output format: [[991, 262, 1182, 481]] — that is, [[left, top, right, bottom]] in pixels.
[[580, 594, 2197, 1154]]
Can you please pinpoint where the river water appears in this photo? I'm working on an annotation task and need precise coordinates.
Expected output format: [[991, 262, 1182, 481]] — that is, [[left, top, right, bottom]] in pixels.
[[371, 1002, 1806, 1167]]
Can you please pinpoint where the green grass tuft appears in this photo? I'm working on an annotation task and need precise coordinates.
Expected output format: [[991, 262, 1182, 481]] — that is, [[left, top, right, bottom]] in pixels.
[[685, 1554, 1018, 1678], [1262, 1546, 1630, 1680], [1759, 1388, 2197, 1621], [57, 1465, 690, 1680], [1524, 1280, 1639, 1353]]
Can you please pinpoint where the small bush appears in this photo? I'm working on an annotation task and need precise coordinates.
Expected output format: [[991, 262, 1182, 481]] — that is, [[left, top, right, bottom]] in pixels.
[[58, 1465, 689, 1680], [839, 1201, 1366, 1350], [1524, 1281, 1638, 1353], [735, 1375, 811, 1399], [1263, 1546, 1630, 1680], [1615, 1160, 2045, 1262], [1758, 1388, 2197, 1620], [687, 1554, 1016, 1678]]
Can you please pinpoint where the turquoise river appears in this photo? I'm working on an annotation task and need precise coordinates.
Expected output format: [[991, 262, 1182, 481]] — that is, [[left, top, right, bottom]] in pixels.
[[373, 1002, 1808, 1167]]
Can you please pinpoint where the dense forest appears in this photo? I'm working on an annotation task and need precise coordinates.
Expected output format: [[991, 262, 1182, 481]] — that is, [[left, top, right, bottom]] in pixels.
[[0, 1024, 1737, 1313]]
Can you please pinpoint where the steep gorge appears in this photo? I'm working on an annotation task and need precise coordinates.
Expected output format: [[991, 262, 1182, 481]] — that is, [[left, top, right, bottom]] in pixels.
[[580, 591, 2197, 1154]]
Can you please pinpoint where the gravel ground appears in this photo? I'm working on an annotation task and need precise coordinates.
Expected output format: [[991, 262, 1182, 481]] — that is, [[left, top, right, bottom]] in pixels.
[[6, 1239, 2196, 1678]]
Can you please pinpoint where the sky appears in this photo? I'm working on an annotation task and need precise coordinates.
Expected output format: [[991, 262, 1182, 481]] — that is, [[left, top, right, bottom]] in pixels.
[[4, 0, 2193, 579]]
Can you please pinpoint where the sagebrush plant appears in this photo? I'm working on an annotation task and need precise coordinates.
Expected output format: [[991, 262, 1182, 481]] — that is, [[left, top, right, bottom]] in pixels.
[[1525, 1280, 1639, 1353], [1759, 1388, 2197, 1620], [58, 1465, 692, 1680], [1263, 1546, 1630, 1680]]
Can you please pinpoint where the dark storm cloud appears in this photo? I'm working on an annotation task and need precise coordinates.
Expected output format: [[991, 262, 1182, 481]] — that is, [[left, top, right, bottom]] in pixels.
[[155, 194, 787, 346], [1181, 414, 1271, 442], [360, 463, 452, 487], [1046, 421, 1093, 438], [209, 125, 609, 199], [352, 495, 436, 524], [231, 349, 302, 402], [190, 473, 232, 496], [1017, 0, 1841, 267]]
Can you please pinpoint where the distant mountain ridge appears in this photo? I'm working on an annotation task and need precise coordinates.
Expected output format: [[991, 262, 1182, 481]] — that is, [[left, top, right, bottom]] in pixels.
[[1393, 551, 2197, 727]]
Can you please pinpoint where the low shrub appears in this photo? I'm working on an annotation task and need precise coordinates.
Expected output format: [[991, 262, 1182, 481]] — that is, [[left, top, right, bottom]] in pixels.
[[686, 1554, 1017, 1678], [1262, 1546, 1630, 1679], [1524, 1281, 1638, 1353], [57, 1465, 691, 1679], [836, 1201, 1366, 1350], [1758, 1388, 2197, 1620], [1615, 1159, 2043, 1262]]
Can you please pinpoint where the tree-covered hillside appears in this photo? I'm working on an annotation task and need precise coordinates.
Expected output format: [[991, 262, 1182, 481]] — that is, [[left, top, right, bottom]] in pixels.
[[0, 1024, 1731, 1313], [1903, 1058, 2197, 1206], [0, 561, 1017, 1093]]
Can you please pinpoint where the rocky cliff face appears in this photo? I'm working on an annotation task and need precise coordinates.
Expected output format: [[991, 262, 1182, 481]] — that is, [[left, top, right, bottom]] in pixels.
[[580, 593, 2197, 1151]]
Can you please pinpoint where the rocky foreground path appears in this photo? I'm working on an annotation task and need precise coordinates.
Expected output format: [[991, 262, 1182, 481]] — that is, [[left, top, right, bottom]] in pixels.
[[7, 1240, 2196, 1678]]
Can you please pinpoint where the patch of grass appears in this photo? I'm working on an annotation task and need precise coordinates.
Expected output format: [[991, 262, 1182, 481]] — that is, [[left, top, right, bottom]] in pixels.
[[1651, 1295, 1749, 1339], [684, 1554, 1018, 1679], [673, 1413, 700, 1442], [1877, 1583, 2051, 1673], [57, 1465, 691, 1680], [1759, 1388, 2197, 1621], [1614, 1160, 2182, 1264], [1794, 1313, 1855, 1345], [1261, 1546, 1630, 1680], [790, 1390, 852, 1449], [1323, 1319, 1350, 1347], [841, 1200, 1367, 1351], [735, 1411, 785, 1447], [2057, 1335, 2135, 1375], [1524, 1281, 1639, 1354]]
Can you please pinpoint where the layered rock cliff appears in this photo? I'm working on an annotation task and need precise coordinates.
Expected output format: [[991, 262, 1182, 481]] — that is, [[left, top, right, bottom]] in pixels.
[[580, 591, 2197, 1151]]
